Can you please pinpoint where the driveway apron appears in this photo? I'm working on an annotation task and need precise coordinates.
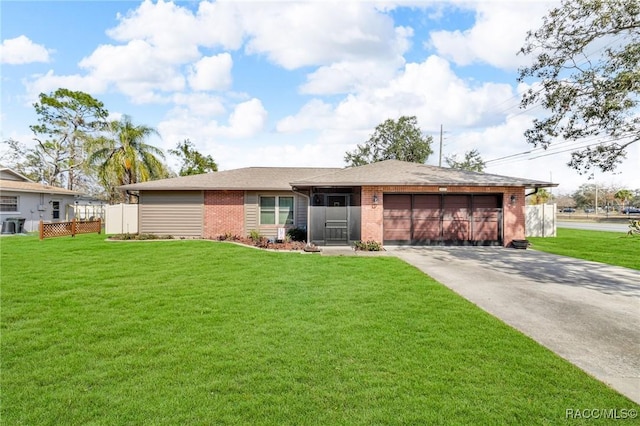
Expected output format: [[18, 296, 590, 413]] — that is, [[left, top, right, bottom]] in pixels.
[[387, 246, 640, 404]]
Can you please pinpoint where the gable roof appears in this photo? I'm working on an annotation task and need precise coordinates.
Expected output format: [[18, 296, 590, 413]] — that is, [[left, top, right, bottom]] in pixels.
[[0, 179, 82, 195], [0, 167, 83, 195], [0, 167, 33, 182], [121, 160, 556, 191], [119, 167, 342, 191], [292, 160, 556, 188]]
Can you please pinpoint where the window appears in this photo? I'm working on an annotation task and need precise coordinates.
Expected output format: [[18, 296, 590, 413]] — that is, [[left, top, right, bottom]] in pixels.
[[260, 196, 294, 225], [52, 200, 60, 220], [0, 196, 18, 212]]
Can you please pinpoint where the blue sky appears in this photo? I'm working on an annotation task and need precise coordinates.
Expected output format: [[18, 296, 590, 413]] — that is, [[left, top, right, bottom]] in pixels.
[[1, 0, 638, 192]]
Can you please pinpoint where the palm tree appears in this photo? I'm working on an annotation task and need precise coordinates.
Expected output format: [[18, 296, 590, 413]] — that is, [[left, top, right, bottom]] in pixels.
[[89, 115, 169, 203], [528, 188, 552, 205], [614, 189, 633, 212]]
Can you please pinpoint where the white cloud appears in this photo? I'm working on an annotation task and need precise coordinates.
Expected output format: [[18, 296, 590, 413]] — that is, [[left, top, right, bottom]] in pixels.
[[23, 70, 108, 102], [188, 53, 232, 92], [240, 2, 411, 69], [300, 58, 403, 95], [1, 35, 51, 65], [171, 93, 226, 117], [224, 98, 268, 138], [78, 40, 186, 100], [428, 2, 555, 70], [109, 0, 244, 52], [158, 97, 267, 149], [279, 55, 516, 138]]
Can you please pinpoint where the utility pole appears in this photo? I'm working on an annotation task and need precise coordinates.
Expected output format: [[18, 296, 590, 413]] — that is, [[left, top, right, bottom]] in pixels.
[[438, 124, 443, 167]]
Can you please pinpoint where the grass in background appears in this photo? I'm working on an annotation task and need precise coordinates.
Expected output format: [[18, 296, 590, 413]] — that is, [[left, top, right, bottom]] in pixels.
[[1, 234, 637, 425], [528, 227, 640, 270]]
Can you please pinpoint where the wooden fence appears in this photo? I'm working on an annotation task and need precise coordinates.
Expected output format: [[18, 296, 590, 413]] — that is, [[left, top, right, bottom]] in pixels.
[[39, 218, 102, 240]]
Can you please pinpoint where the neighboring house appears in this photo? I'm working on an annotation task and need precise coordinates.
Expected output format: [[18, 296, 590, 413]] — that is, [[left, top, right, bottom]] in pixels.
[[0, 167, 81, 233], [120, 159, 556, 247]]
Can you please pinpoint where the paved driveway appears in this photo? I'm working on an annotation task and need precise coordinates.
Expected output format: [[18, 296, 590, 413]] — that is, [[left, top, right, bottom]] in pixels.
[[387, 246, 640, 404]]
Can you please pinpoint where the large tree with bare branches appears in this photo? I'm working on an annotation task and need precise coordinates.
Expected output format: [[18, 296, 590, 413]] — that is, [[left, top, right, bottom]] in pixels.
[[518, 0, 639, 175]]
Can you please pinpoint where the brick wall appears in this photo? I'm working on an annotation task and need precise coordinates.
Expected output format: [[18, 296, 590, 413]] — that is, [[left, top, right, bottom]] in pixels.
[[360, 185, 526, 247], [502, 187, 526, 247], [361, 186, 384, 242], [203, 190, 244, 239]]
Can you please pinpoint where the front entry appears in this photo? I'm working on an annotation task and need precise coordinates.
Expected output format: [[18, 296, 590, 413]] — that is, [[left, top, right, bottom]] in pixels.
[[325, 195, 348, 245]]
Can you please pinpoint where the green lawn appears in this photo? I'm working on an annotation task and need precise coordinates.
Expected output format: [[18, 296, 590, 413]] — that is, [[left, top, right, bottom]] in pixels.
[[1, 234, 637, 425], [528, 227, 640, 270]]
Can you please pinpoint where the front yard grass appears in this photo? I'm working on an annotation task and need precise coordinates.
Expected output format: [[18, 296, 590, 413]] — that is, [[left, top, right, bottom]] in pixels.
[[528, 227, 640, 270], [1, 234, 637, 424]]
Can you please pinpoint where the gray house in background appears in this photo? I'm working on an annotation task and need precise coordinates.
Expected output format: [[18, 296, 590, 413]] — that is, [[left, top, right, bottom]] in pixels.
[[0, 168, 80, 233]]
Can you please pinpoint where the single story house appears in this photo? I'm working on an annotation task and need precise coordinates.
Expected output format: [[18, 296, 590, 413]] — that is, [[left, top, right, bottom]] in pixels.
[[0, 167, 81, 233], [120, 160, 555, 247]]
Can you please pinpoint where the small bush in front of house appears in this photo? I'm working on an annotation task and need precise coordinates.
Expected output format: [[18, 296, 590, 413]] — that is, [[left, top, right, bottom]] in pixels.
[[217, 232, 241, 241], [249, 229, 263, 243], [628, 219, 640, 236], [353, 240, 383, 251], [286, 227, 306, 242]]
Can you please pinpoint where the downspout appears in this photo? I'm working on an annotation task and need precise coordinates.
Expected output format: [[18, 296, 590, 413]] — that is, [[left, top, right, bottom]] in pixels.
[[291, 187, 311, 245], [525, 187, 539, 198]]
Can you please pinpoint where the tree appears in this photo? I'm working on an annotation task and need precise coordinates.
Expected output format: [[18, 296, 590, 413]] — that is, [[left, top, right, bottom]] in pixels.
[[528, 188, 552, 205], [445, 149, 486, 172], [614, 189, 633, 210], [30, 88, 109, 190], [1, 138, 46, 182], [88, 115, 169, 203], [344, 116, 433, 166], [168, 139, 218, 176], [518, 0, 640, 174]]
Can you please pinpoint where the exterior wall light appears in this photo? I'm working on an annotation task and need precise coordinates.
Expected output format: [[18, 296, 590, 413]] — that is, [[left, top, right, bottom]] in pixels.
[[510, 194, 517, 205], [373, 194, 379, 204]]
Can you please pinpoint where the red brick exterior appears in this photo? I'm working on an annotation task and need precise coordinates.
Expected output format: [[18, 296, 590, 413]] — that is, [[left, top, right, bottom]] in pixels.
[[360, 185, 526, 247], [203, 190, 244, 239]]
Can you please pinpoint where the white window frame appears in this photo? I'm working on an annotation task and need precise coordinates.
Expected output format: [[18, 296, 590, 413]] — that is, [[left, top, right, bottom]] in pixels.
[[0, 196, 18, 213], [51, 200, 61, 220], [259, 195, 294, 225]]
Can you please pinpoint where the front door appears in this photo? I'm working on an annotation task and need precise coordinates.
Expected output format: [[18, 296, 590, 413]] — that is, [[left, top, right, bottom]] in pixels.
[[325, 195, 348, 245]]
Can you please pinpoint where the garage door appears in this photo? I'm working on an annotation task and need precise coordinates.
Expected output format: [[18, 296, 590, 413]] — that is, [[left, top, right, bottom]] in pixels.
[[383, 194, 502, 245], [139, 191, 203, 237]]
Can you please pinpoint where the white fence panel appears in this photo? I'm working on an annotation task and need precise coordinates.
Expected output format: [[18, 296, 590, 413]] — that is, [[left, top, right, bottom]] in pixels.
[[526, 203, 556, 237], [105, 204, 139, 234]]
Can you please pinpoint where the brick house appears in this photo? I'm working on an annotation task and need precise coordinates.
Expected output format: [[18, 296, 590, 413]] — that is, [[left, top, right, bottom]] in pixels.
[[120, 159, 555, 247]]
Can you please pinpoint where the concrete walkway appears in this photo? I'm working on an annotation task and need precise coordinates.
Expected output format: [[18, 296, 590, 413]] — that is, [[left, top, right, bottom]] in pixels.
[[387, 246, 640, 404]]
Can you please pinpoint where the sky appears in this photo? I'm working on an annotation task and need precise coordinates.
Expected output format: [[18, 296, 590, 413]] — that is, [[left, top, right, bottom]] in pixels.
[[1, 0, 638, 194]]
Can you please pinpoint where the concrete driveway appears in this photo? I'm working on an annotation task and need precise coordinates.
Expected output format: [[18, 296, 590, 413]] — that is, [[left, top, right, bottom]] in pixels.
[[387, 246, 640, 404]]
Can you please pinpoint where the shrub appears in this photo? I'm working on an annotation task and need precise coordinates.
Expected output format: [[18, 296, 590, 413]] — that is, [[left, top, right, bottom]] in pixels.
[[217, 232, 241, 241], [353, 240, 382, 251], [286, 227, 306, 242], [249, 229, 263, 243], [628, 219, 640, 236]]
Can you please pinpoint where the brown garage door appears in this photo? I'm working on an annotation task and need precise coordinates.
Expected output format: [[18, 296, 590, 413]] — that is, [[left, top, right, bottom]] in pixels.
[[383, 194, 502, 245]]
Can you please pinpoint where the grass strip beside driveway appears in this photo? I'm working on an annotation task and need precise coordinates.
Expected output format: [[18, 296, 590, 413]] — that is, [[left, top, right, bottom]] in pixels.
[[528, 228, 640, 270], [1, 234, 637, 424]]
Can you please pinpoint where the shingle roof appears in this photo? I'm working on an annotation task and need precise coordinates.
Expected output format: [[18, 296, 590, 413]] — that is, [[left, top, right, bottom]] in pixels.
[[119, 167, 342, 191], [292, 160, 556, 188], [120, 160, 556, 191], [0, 179, 83, 195]]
